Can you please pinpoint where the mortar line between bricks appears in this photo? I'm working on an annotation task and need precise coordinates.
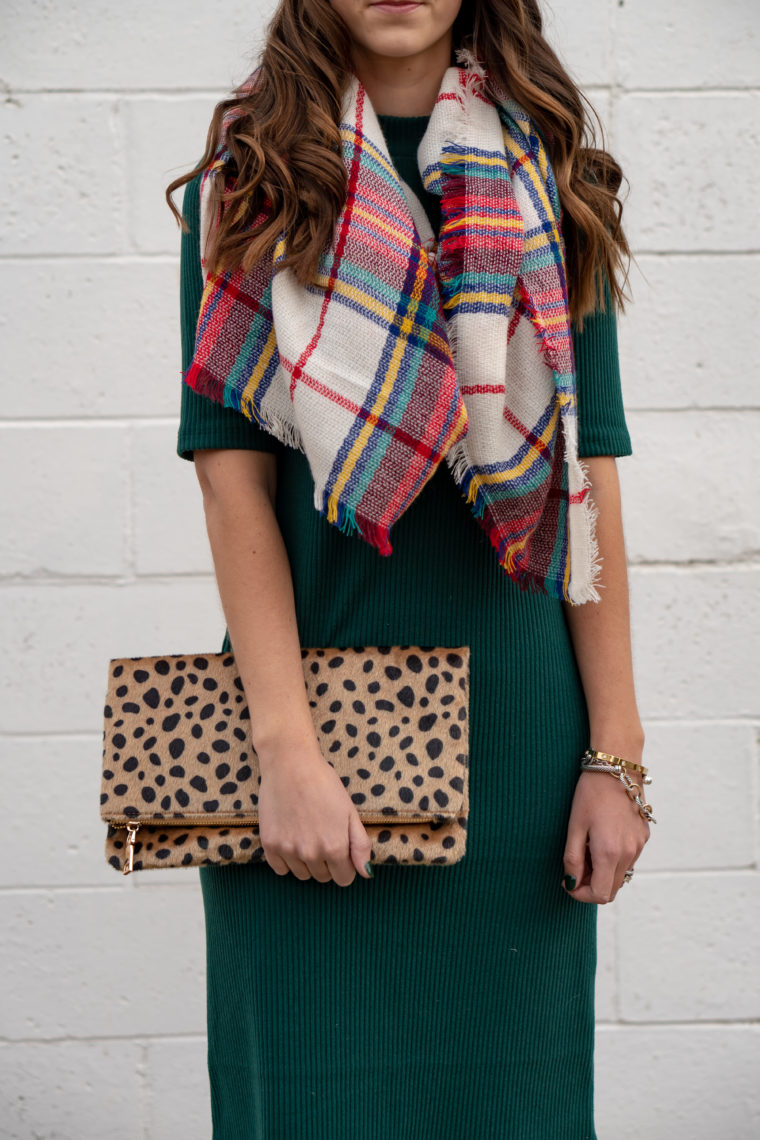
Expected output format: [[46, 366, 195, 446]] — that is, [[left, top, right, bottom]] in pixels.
[[1, 869, 757, 896], [640, 717, 760, 728], [0, 1033, 208, 1046], [138, 1039, 150, 1140], [610, 902, 621, 1023], [753, 728, 760, 866], [124, 423, 136, 577], [0, 253, 181, 263], [607, 0, 619, 151], [0, 883, 201, 895], [2, 1021, 759, 1047], [1, 249, 758, 264], [630, 561, 760, 573], [1, 405, 759, 425], [0, 573, 216, 587], [627, 248, 760, 257], [3, 84, 758, 96], [624, 407, 760, 415], [629, 557, 760, 569], [108, 95, 130, 255], [1, 562, 757, 587], [594, 1020, 760, 1031], [0, 416, 186, 426]]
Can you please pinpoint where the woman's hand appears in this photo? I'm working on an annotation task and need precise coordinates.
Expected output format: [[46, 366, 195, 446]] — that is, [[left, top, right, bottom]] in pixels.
[[562, 769, 651, 904], [256, 733, 374, 887]]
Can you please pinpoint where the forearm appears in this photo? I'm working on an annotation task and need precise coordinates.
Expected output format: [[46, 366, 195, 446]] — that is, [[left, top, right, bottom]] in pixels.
[[195, 450, 320, 768], [563, 456, 644, 759]]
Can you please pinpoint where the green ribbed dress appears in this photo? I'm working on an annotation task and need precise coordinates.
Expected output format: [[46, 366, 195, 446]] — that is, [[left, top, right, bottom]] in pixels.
[[177, 114, 631, 1140]]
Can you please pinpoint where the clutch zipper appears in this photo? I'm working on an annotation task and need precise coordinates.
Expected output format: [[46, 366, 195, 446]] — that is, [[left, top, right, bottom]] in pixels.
[[107, 817, 262, 876], [109, 807, 459, 876]]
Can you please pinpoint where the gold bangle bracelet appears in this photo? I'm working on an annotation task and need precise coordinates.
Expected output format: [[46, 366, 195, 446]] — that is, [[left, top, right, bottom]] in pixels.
[[585, 748, 649, 777]]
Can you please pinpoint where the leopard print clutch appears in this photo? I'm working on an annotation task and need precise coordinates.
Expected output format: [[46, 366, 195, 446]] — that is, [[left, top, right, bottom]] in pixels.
[[101, 646, 470, 874]]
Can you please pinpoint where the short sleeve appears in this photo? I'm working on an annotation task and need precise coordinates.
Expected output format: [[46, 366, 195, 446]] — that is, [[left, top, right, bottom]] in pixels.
[[573, 269, 632, 458], [176, 171, 283, 462]]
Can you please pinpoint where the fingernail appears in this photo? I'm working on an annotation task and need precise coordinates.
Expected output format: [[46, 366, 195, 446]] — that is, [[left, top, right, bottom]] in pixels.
[[563, 874, 577, 891], [364, 861, 374, 878]]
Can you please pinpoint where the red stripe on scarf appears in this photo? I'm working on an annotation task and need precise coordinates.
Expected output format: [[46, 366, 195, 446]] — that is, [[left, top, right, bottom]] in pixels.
[[287, 87, 366, 399], [502, 406, 552, 458]]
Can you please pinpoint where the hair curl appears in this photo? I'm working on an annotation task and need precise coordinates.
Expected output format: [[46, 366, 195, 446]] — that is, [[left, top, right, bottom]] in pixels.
[[166, 0, 632, 329]]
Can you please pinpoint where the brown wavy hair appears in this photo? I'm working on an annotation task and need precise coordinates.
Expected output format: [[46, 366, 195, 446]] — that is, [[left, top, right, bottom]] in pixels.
[[165, 0, 632, 329]]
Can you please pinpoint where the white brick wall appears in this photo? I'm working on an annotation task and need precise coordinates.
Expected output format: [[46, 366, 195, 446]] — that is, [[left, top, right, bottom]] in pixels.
[[1, 2, 757, 1136]]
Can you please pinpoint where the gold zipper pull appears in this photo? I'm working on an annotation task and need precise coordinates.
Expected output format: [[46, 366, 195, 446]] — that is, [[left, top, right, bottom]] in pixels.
[[124, 822, 141, 875]]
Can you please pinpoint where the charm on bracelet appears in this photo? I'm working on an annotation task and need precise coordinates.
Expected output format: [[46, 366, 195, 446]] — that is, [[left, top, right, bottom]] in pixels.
[[580, 748, 657, 825]]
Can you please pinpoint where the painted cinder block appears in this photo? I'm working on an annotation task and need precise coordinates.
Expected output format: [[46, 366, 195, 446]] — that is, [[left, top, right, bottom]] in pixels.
[[124, 95, 231, 255], [616, 0, 759, 90], [596, 1026, 760, 1140], [617, 255, 760, 411], [0, 886, 206, 1039], [612, 93, 760, 253], [0, 95, 125, 256], [0, 260, 182, 419], [633, 723, 755, 873], [0, 0, 272, 91], [132, 423, 215, 576], [595, 906, 617, 1023], [628, 568, 760, 721], [0, 425, 129, 576], [619, 411, 760, 564], [143, 1037, 212, 1140], [0, 1038, 143, 1140], [616, 872, 760, 1022], [542, 0, 614, 89]]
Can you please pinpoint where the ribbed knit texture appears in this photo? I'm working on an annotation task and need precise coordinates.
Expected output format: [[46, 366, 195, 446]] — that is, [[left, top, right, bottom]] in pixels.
[[176, 112, 633, 1139]]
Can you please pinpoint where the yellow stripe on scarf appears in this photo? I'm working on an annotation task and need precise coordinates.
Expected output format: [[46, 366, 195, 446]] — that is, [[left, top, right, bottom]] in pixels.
[[327, 253, 432, 517]]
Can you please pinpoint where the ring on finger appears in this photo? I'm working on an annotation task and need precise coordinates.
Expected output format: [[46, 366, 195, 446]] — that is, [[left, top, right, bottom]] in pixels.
[[622, 867, 635, 885]]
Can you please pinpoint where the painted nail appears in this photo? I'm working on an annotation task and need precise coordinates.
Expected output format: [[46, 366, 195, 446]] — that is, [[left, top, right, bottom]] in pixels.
[[364, 861, 374, 878], [563, 874, 577, 891]]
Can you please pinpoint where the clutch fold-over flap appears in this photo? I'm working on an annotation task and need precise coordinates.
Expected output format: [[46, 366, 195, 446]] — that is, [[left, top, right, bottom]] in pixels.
[[101, 647, 470, 827]]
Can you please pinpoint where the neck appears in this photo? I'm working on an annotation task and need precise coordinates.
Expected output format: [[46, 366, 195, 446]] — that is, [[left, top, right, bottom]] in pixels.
[[350, 34, 454, 116]]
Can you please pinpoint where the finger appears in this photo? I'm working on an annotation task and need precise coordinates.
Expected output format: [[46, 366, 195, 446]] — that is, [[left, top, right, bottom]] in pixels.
[[305, 859, 332, 884], [322, 832, 359, 886], [588, 839, 617, 904], [264, 850, 291, 877], [284, 854, 313, 881], [613, 844, 640, 899], [348, 813, 373, 878], [325, 858, 356, 887], [562, 822, 589, 895]]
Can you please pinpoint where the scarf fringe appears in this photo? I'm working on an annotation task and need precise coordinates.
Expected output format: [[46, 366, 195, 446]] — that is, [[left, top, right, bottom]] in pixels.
[[182, 362, 315, 462], [564, 458, 602, 606], [321, 492, 394, 556], [251, 406, 305, 454], [446, 430, 603, 603]]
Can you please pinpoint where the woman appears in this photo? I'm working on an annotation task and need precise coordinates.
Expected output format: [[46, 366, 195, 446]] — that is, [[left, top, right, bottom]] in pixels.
[[167, 1, 651, 1136]]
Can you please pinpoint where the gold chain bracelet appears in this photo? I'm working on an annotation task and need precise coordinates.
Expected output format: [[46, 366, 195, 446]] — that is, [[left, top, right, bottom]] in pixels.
[[580, 748, 657, 824]]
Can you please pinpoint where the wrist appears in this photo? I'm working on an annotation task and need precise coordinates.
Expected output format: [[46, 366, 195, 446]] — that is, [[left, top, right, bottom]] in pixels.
[[253, 723, 326, 772], [588, 720, 645, 763]]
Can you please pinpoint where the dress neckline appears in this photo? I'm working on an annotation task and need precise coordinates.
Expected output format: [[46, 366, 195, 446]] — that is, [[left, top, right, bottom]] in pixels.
[[376, 112, 430, 155]]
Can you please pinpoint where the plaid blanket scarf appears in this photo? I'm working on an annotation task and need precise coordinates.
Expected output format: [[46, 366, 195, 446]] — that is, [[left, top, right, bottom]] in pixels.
[[183, 60, 600, 603]]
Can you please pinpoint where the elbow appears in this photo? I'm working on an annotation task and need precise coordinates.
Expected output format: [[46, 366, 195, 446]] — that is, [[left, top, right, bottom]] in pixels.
[[192, 448, 278, 511]]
